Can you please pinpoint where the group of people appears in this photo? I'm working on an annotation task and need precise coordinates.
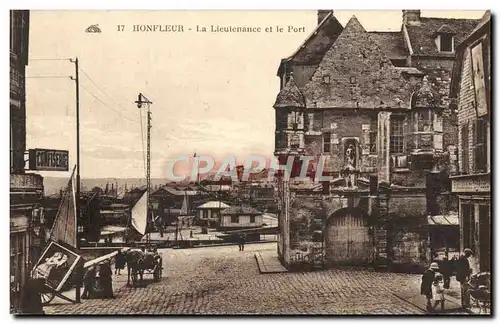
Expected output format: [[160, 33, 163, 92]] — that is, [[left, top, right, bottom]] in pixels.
[[82, 250, 127, 300], [81, 260, 114, 299], [420, 248, 474, 313]]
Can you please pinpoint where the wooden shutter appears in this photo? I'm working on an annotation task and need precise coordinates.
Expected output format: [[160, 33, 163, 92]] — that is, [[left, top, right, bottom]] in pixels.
[[461, 122, 469, 173], [473, 119, 487, 172]]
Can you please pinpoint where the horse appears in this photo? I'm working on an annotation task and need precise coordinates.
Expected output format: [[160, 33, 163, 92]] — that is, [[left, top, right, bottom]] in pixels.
[[122, 248, 162, 286], [122, 248, 145, 286]]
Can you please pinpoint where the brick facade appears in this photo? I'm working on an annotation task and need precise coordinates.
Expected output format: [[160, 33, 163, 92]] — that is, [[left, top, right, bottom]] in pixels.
[[450, 11, 491, 274]]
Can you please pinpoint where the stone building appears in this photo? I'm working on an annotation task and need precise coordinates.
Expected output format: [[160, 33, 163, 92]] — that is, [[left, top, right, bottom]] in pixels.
[[274, 10, 480, 271], [449, 11, 491, 273], [10, 10, 46, 312]]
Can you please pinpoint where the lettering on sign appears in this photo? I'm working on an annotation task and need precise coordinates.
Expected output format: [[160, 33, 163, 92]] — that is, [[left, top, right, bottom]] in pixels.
[[451, 178, 490, 193], [28, 149, 69, 171]]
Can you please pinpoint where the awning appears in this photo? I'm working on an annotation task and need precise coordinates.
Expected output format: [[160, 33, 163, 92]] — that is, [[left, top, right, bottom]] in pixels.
[[427, 215, 459, 226]]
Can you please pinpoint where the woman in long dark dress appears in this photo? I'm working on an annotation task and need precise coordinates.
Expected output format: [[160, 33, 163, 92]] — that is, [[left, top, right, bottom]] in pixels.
[[100, 261, 114, 299], [115, 250, 126, 275]]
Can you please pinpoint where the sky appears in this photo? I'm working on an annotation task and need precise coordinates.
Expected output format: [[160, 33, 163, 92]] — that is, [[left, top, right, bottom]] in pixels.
[[25, 10, 485, 179]]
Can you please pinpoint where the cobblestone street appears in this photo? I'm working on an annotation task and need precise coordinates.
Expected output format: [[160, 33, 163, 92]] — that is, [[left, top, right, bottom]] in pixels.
[[45, 243, 440, 315]]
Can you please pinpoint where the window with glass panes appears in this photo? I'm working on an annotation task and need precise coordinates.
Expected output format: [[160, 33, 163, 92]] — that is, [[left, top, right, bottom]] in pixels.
[[323, 132, 331, 153], [390, 116, 404, 154]]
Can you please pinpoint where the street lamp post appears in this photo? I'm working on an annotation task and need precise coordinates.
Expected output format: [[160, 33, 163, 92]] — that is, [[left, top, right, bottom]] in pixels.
[[135, 93, 153, 246]]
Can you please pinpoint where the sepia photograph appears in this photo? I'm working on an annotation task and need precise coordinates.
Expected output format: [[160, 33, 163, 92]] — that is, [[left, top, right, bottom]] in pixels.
[[9, 6, 491, 316]]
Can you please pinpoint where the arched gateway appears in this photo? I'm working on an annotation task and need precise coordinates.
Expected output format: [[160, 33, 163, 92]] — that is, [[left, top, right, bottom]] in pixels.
[[325, 207, 373, 266]]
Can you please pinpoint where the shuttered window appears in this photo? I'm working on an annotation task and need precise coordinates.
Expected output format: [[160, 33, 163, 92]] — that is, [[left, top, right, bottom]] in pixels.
[[461, 123, 469, 173], [472, 118, 487, 173]]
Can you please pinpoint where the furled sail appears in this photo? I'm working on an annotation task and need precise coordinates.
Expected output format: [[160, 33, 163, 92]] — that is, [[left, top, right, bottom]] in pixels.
[[50, 166, 77, 248]]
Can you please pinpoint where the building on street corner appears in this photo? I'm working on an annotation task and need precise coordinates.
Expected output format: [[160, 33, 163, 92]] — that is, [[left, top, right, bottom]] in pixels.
[[274, 10, 481, 271], [10, 9, 47, 313], [449, 11, 491, 274]]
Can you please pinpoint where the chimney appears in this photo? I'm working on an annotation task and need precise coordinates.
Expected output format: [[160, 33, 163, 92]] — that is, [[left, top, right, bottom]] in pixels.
[[318, 10, 333, 25], [402, 10, 421, 26]]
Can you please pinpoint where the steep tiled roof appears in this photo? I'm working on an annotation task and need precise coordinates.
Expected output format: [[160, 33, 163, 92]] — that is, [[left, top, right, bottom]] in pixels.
[[277, 11, 343, 76], [369, 31, 408, 58], [303, 16, 412, 109], [283, 11, 344, 64], [405, 17, 480, 55], [273, 75, 306, 108], [436, 24, 457, 35]]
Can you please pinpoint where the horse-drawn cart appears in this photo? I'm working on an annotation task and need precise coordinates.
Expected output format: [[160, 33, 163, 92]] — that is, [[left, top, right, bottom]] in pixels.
[[123, 248, 163, 286]]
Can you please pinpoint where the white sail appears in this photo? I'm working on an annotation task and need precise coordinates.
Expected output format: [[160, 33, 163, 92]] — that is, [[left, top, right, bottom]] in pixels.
[[180, 194, 188, 216], [131, 191, 148, 235]]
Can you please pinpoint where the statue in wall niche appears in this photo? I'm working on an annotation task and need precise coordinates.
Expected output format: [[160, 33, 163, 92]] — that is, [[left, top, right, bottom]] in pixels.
[[342, 143, 358, 188]]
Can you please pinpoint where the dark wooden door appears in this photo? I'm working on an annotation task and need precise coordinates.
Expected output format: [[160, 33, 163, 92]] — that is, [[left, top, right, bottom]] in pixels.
[[326, 210, 373, 265]]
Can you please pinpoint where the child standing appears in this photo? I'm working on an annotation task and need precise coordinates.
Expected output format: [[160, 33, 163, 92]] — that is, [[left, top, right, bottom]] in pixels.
[[431, 273, 445, 312]]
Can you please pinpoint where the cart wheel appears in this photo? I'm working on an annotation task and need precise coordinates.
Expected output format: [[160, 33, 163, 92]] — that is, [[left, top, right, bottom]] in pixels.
[[154, 265, 160, 281], [41, 291, 55, 305], [132, 271, 138, 286]]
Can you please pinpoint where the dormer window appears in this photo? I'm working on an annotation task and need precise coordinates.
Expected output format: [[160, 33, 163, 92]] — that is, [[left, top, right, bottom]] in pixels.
[[439, 34, 454, 52], [435, 25, 456, 53]]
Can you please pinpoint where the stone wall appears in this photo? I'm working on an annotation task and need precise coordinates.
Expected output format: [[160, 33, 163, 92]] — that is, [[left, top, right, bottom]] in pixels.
[[304, 110, 376, 173], [289, 197, 320, 252], [412, 57, 458, 149]]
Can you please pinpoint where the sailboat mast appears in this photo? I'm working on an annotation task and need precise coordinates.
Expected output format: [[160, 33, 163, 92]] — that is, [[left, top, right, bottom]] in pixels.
[[135, 93, 153, 246]]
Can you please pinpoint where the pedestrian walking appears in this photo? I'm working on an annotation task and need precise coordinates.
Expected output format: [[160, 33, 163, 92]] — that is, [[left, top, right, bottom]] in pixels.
[[431, 273, 445, 312], [421, 262, 439, 312], [240, 234, 246, 251], [81, 266, 96, 299], [99, 261, 114, 299], [456, 248, 474, 308], [115, 250, 126, 275]]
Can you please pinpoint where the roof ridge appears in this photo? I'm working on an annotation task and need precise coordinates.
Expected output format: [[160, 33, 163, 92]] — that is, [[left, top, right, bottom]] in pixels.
[[285, 11, 337, 61]]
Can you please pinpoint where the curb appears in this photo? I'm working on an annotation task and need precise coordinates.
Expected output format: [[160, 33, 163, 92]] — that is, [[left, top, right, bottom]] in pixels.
[[172, 240, 277, 249], [254, 252, 288, 274]]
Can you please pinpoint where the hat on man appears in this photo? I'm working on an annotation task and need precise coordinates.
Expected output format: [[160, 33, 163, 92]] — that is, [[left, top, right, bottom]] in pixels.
[[429, 262, 440, 270], [464, 248, 474, 256]]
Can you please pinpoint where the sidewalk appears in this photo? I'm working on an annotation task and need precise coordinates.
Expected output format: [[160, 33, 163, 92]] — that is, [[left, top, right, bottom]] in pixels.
[[392, 276, 486, 315], [254, 250, 288, 274]]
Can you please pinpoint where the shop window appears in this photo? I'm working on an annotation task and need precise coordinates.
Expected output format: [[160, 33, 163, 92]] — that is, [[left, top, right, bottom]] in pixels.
[[390, 116, 404, 154], [231, 215, 238, 223], [323, 132, 331, 153], [478, 204, 491, 271], [461, 203, 474, 252], [472, 118, 487, 172]]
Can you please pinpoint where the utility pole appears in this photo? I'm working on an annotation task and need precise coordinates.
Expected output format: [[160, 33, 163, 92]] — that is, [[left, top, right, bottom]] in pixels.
[[135, 93, 153, 247], [70, 57, 81, 303]]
